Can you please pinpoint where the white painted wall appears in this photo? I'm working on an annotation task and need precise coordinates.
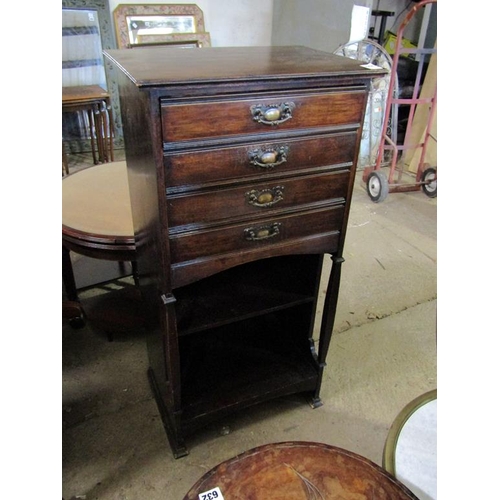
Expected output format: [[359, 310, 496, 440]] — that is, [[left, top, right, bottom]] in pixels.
[[106, 0, 434, 51], [271, 0, 436, 52], [107, 0, 274, 48]]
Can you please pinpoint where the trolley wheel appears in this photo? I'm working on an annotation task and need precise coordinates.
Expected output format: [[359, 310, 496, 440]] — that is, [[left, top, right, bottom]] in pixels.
[[366, 170, 389, 203], [421, 167, 437, 198]]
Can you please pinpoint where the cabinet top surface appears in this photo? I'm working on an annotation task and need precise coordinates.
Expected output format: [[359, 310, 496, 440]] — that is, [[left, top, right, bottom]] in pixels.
[[104, 45, 385, 87]]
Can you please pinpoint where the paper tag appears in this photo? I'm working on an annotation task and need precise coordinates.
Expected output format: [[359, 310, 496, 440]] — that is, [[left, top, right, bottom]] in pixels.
[[198, 487, 224, 500], [349, 5, 370, 43], [360, 63, 383, 70]]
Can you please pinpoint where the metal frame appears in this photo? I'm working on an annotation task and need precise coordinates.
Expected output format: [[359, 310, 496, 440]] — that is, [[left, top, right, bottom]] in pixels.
[[363, 0, 437, 199]]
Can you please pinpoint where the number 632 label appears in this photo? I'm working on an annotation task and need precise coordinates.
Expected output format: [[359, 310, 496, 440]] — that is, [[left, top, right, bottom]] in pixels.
[[198, 486, 224, 500]]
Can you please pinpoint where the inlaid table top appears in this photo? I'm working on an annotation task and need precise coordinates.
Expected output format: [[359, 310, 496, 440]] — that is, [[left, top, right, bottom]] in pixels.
[[183, 441, 418, 500]]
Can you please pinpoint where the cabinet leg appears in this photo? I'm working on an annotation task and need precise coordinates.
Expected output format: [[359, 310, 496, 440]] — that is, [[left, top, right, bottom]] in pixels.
[[313, 255, 345, 402], [309, 394, 323, 409], [147, 368, 189, 459]]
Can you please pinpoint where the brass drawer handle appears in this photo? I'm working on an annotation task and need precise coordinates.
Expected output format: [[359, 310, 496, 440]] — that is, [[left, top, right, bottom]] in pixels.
[[246, 186, 284, 208], [248, 145, 289, 169], [244, 222, 282, 241], [250, 102, 296, 125]]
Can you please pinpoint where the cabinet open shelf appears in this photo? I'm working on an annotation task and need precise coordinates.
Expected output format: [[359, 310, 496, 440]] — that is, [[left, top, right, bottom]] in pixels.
[[175, 255, 322, 335]]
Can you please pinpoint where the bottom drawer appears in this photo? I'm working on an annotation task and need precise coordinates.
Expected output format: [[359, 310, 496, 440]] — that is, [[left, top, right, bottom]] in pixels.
[[170, 205, 344, 287]]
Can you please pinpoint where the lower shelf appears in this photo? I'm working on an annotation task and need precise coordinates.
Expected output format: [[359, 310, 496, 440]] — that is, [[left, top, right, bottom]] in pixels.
[[178, 306, 320, 432]]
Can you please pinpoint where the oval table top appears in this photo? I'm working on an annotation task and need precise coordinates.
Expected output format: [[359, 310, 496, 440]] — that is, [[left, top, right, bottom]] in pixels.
[[62, 161, 134, 243], [183, 441, 418, 500]]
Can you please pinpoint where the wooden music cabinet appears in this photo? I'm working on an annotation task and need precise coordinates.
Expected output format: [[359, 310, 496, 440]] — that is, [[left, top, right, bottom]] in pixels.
[[105, 46, 384, 458]]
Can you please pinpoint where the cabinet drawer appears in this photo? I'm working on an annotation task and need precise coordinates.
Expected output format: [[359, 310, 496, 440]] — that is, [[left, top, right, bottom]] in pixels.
[[167, 170, 349, 229], [164, 132, 357, 189], [169, 205, 344, 264], [161, 90, 366, 143]]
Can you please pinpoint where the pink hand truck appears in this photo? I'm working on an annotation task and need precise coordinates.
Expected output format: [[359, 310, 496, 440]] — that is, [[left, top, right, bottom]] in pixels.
[[363, 0, 437, 202]]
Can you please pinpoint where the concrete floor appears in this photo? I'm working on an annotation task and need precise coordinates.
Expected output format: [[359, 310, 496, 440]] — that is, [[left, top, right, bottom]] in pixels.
[[62, 153, 437, 500]]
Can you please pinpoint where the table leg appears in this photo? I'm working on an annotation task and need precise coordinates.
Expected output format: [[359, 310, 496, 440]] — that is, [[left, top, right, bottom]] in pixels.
[[94, 103, 105, 163], [87, 108, 98, 165], [131, 261, 140, 287], [63, 246, 78, 301], [106, 99, 114, 162], [62, 245, 86, 328], [62, 142, 69, 176], [100, 103, 109, 162]]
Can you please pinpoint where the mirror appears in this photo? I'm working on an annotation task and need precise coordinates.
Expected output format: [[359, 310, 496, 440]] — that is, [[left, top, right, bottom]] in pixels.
[[62, 0, 123, 148], [113, 4, 211, 49], [62, 8, 106, 88]]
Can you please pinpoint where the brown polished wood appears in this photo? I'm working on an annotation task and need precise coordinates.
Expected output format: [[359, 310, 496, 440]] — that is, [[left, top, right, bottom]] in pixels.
[[105, 45, 385, 458], [183, 442, 418, 499], [161, 89, 366, 143], [164, 131, 358, 188]]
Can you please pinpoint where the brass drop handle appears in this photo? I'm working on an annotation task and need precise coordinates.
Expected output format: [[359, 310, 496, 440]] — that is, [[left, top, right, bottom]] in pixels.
[[248, 145, 289, 169], [250, 102, 296, 125], [246, 186, 284, 208], [244, 222, 282, 241]]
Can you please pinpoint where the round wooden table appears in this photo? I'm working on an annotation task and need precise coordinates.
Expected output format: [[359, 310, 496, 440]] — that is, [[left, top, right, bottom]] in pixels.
[[183, 441, 418, 499], [62, 161, 137, 328]]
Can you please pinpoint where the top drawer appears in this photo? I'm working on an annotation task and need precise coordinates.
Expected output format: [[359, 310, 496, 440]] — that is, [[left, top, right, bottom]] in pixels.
[[161, 89, 366, 144]]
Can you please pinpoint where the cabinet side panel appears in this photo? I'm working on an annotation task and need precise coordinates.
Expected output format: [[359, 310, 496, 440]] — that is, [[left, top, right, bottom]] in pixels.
[[335, 83, 370, 257], [115, 72, 162, 297], [114, 71, 184, 426], [114, 71, 166, 383]]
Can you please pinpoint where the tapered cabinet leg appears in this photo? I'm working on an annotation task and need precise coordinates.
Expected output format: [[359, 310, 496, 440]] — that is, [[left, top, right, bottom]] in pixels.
[[313, 255, 345, 403]]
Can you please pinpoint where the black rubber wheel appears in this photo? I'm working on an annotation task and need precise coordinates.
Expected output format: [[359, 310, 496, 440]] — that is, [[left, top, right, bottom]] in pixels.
[[421, 167, 437, 198], [366, 171, 389, 203]]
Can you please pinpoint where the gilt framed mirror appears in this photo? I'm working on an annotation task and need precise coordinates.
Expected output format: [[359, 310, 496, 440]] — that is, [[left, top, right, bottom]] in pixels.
[[113, 4, 210, 49]]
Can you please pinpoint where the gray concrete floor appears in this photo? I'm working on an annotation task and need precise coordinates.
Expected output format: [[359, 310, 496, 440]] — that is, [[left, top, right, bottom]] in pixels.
[[62, 154, 437, 500]]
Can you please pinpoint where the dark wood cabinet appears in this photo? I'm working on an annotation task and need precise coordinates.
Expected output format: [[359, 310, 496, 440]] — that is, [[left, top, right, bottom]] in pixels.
[[105, 46, 384, 458]]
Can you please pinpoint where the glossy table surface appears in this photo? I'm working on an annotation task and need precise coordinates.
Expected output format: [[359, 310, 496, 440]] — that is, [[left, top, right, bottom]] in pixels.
[[183, 441, 418, 499], [62, 84, 110, 104], [62, 161, 134, 241]]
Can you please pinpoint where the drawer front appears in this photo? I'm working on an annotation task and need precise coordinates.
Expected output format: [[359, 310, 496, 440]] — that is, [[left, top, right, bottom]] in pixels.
[[164, 132, 357, 189], [167, 170, 349, 229], [169, 205, 344, 264], [161, 90, 366, 143]]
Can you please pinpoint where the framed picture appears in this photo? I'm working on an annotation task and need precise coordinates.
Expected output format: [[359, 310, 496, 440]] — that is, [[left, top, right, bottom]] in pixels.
[[113, 4, 210, 49]]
